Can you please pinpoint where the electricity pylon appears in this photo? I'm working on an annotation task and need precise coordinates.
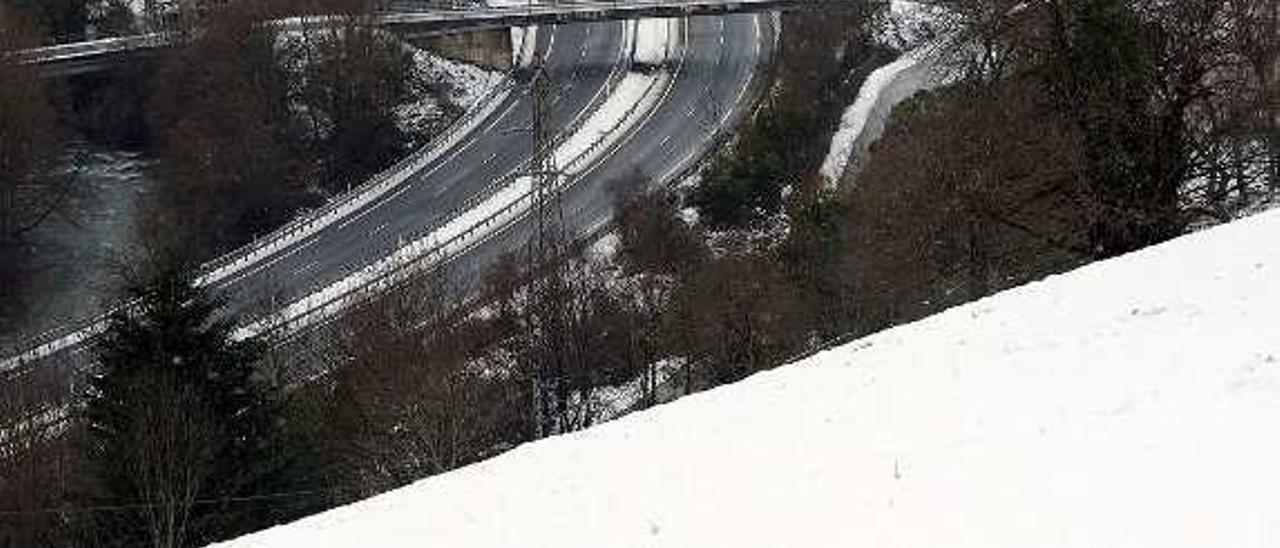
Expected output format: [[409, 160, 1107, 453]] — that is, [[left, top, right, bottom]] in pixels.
[[529, 59, 564, 262], [524, 44, 570, 441]]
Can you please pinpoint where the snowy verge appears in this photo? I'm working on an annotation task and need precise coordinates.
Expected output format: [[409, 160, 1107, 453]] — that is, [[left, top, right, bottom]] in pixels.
[[558, 71, 670, 174], [272, 26, 502, 143], [215, 207, 1280, 548], [412, 48, 505, 113], [818, 45, 945, 184]]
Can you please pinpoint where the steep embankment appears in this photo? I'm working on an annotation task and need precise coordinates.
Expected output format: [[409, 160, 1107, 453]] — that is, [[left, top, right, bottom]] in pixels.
[[213, 209, 1280, 546]]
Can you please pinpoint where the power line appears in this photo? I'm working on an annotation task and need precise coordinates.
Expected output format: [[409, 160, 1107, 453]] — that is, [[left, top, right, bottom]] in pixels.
[[0, 487, 339, 518]]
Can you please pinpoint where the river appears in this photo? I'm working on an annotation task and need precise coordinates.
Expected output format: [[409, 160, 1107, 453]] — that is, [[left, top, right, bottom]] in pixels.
[[1, 145, 157, 347]]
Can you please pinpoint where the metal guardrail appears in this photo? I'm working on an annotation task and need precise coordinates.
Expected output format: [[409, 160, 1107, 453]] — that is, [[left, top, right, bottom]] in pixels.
[[246, 19, 679, 340], [257, 20, 642, 316], [199, 83, 518, 286], [16, 32, 172, 64]]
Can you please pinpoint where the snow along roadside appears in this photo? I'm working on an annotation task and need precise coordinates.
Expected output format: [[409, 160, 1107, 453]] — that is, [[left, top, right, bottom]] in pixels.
[[818, 45, 945, 185], [819, 0, 949, 185], [212, 190, 1280, 548], [230, 19, 681, 341]]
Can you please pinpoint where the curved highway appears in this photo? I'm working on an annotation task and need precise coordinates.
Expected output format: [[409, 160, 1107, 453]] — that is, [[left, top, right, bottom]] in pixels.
[[216, 14, 769, 322], [449, 13, 768, 286], [2, 12, 770, 370], [208, 20, 632, 319]]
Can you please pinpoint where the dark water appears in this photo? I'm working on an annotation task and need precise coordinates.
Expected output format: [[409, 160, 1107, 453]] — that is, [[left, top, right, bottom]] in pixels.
[[2, 146, 157, 347]]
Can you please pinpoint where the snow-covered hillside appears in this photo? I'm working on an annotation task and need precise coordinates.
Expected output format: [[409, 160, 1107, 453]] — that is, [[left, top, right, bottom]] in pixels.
[[213, 209, 1280, 547]]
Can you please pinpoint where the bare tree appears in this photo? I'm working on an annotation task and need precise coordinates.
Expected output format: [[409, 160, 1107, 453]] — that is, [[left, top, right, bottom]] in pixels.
[[931, 0, 1280, 253], [0, 370, 81, 548], [667, 254, 805, 390], [144, 0, 433, 259], [0, 6, 64, 246], [144, 0, 300, 257], [841, 79, 1092, 333], [329, 271, 520, 496], [614, 179, 708, 276], [91, 373, 223, 548], [286, 1, 425, 194]]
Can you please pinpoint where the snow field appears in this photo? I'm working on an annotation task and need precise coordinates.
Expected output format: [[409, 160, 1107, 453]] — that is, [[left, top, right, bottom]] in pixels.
[[217, 206, 1280, 548]]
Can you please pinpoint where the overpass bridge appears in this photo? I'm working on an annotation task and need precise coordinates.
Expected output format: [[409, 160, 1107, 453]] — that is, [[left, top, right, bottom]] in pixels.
[[380, 0, 831, 36], [14, 0, 839, 77]]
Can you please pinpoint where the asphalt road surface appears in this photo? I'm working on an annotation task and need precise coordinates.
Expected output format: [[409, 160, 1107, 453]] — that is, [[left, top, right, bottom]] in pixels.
[[444, 13, 768, 289], [212, 13, 767, 321]]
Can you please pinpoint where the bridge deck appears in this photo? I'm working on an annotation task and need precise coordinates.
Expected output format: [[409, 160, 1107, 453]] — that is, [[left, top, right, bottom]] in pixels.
[[382, 0, 832, 36], [14, 0, 843, 76]]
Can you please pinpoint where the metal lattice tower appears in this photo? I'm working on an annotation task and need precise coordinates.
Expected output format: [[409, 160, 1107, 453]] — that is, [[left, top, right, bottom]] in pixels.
[[529, 59, 564, 262], [525, 42, 570, 440]]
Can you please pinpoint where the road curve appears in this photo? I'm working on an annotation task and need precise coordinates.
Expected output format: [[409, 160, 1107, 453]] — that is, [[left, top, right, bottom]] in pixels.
[[446, 13, 769, 286], [3, 12, 769, 370], [209, 20, 633, 321], [218, 13, 770, 323]]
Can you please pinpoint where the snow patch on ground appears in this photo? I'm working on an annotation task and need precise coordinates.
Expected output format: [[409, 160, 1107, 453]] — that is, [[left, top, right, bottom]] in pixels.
[[396, 47, 503, 137], [215, 206, 1280, 548], [273, 26, 501, 141], [416, 48, 503, 111], [588, 232, 620, 261], [874, 0, 948, 49], [590, 358, 685, 422]]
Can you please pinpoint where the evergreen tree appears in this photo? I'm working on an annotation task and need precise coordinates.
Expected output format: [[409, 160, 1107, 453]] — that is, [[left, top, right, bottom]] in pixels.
[[1038, 0, 1178, 256], [84, 260, 290, 548]]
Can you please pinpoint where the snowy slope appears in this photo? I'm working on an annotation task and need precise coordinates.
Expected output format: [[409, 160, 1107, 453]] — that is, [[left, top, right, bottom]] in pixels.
[[213, 208, 1280, 548]]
